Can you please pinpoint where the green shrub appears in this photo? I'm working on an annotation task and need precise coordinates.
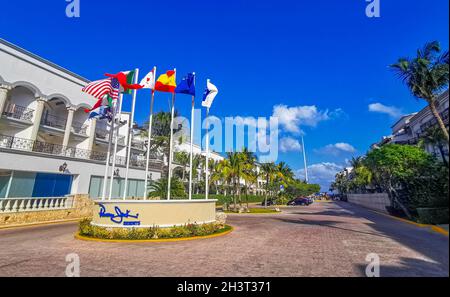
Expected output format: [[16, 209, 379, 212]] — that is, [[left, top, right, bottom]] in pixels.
[[416, 208, 449, 225], [78, 220, 228, 240]]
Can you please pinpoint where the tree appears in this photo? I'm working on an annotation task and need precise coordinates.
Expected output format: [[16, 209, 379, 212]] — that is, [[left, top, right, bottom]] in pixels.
[[365, 144, 437, 219], [390, 41, 449, 141], [260, 162, 277, 208], [174, 151, 189, 182], [419, 126, 449, 167], [148, 177, 186, 199]]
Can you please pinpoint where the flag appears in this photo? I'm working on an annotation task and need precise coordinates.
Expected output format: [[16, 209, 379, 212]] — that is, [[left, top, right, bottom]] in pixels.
[[83, 78, 119, 113], [202, 79, 218, 108], [105, 71, 143, 94], [175, 73, 196, 96], [82, 78, 113, 100], [88, 106, 114, 122], [140, 69, 156, 90], [154, 70, 177, 93]]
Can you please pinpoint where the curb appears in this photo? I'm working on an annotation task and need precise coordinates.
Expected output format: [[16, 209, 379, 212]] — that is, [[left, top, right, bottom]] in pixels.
[[370, 210, 449, 236], [0, 218, 82, 231], [74, 225, 234, 243]]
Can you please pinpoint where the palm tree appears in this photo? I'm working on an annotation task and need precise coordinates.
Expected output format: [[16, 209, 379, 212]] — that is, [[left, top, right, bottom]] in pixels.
[[218, 152, 248, 211], [260, 162, 277, 208], [390, 41, 449, 141], [420, 126, 449, 166], [174, 151, 189, 182]]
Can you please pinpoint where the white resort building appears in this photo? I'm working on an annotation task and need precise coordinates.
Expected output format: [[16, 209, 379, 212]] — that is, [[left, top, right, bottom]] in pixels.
[[371, 89, 449, 161], [0, 38, 164, 200]]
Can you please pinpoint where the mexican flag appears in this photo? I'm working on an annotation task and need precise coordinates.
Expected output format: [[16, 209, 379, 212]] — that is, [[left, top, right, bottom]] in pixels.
[[122, 70, 136, 94]]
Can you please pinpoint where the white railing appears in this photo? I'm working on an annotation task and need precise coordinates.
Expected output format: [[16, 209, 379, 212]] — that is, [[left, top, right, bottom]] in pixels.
[[0, 197, 73, 213]]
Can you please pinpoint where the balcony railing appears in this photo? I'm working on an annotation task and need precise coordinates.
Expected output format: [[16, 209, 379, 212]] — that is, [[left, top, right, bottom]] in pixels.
[[131, 141, 146, 150], [72, 121, 88, 135], [0, 134, 163, 169], [41, 114, 67, 130], [0, 197, 72, 213], [2, 103, 34, 122]]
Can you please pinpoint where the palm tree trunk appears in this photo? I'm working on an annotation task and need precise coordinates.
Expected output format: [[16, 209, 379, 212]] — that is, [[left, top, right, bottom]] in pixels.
[[429, 100, 449, 142], [264, 175, 269, 208], [438, 145, 449, 167]]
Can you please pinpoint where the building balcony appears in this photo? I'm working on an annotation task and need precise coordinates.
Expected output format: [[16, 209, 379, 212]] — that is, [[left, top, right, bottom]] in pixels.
[[2, 104, 34, 123], [131, 140, 146, 150], [72, 121, 88, 136], [0, 134, 163, 170], [41, 114, 67, 131]]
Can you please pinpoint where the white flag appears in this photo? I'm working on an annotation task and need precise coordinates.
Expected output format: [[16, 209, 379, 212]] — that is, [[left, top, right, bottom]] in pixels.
[[140, 69, 155, 89], [202, 79, 218, 108]]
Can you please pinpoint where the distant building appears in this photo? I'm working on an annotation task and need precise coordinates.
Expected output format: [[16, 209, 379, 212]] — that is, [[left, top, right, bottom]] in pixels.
[[372, 90, 449, 161]]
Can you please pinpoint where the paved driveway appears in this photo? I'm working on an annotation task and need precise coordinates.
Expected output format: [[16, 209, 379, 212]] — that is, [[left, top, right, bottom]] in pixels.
[[0, 202, 448, 277]]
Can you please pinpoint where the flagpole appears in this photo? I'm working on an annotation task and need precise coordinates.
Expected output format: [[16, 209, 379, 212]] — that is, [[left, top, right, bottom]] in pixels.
[[167, 69, 177, 200], [123, 68, 140, 200], [188, 73, 196, 200], [205, 107, 210, 200], [144, 67, 157, 199], [108, 93, 124, 200], [101, 98, 116, 200], [301, 135, 309, 183]]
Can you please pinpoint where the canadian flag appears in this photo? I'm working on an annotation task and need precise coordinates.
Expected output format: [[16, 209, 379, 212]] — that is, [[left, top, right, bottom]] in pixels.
[[139, 69, 156, 90]]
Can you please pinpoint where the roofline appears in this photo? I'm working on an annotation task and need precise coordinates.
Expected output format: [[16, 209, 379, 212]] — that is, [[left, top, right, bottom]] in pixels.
[[0, 38, 91, 84], [390, 113, 417, 129]]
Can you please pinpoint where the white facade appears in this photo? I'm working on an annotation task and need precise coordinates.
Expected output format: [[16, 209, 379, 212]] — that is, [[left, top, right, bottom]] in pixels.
[[372, 90, 449, 160], [0, 38, 162, 199]]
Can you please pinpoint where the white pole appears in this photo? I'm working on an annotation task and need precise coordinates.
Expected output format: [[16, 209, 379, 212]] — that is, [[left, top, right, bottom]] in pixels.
[[301, 135, 309, 183], [108, 93, 124, 200], [205, 107, 210, 200], [123, 68, 140, 200], [188, 73, 196, 200], [144, 67, 157, 199], [101, 99, 116, 200], [167, 69, 177, 200]]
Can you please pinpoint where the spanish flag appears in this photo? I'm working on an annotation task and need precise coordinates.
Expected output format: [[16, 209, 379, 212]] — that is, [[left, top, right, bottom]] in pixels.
[[154, 70, 177, 93]]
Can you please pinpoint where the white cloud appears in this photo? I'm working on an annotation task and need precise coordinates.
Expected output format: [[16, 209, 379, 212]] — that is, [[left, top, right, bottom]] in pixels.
[[272, 104, 342, 134], [315, 142, 356, 156], [279, 137, 302, 153], [296, 162, 344, 191], [368, 103, 402, 118]]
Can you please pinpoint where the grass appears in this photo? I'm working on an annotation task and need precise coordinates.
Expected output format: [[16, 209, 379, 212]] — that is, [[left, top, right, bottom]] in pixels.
[[225, 208, 280, 214]]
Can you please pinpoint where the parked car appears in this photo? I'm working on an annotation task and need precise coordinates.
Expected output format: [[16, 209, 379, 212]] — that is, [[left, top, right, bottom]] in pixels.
[[261, 198, 277, 206], [287, 197, 313, 206]]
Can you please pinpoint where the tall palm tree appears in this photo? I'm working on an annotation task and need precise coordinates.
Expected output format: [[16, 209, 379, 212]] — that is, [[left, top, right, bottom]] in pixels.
[[174, 151, 189, 182], [260, 162, 277, 208], [390, 41, 449, 141]]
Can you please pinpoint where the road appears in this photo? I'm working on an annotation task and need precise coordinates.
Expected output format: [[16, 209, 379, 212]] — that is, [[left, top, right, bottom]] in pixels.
[[0, 202, 448, 277]]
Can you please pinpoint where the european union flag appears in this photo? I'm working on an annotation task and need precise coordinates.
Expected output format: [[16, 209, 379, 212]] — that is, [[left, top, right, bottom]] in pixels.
[[175, 73, 196, 96]]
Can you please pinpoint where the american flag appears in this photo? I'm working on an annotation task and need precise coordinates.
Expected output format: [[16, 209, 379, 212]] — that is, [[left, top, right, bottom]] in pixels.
[[82, 78, 120, 101], [109, 77, 120, 101]]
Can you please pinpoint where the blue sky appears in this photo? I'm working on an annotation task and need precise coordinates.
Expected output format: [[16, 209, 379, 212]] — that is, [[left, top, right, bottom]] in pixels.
[[1, 0, 448, 190]]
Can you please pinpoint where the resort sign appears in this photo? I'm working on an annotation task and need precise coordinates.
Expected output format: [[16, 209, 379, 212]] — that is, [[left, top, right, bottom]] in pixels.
[[98, 204, 141, 226]]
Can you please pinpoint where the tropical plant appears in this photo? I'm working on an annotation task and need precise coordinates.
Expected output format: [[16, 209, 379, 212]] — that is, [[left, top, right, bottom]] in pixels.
[[390, 41, 449, 141], [174, 151, 190, 182], [260, 162, 278, 208], [364, 144, 439, 219], [148, 177, 186, 199], [419, 126, 449, 167]]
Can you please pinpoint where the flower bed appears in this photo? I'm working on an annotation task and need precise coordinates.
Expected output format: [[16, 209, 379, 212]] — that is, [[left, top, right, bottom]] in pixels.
[[78, 219, 232, 240]]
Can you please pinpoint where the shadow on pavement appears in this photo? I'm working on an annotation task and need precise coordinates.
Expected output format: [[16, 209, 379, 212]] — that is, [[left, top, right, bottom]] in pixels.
[[356, 256, 448, 277]]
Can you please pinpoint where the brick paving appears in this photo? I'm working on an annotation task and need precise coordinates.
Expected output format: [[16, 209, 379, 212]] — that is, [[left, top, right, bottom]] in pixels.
[[0, 202, 448, 277]]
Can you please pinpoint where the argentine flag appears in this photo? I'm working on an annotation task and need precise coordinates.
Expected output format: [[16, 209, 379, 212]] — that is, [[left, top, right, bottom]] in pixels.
[[202, 79, 219, 108]]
